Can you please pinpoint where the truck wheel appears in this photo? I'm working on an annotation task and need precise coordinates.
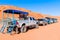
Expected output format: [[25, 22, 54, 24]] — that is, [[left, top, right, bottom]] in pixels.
[[20, 25, 27, 33], [45, 23, 47, 26], [7, 26, 13, 34]]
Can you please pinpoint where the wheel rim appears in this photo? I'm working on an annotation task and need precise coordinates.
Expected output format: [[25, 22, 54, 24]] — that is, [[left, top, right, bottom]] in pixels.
[[21, 26, 27, 33]]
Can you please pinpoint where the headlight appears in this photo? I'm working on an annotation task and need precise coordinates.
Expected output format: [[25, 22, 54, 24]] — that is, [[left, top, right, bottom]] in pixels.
[[40, 21, 43, 23]]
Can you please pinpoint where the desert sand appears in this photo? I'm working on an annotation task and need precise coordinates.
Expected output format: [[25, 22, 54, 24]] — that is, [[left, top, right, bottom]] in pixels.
[[0, 5, 60, 40]]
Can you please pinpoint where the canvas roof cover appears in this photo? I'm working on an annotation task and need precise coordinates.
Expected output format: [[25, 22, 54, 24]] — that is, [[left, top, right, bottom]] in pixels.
[[3, 9, 28, 15]]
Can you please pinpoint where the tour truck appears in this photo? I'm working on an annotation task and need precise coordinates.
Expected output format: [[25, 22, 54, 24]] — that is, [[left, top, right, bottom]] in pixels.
[[16, 16, 39, 33]]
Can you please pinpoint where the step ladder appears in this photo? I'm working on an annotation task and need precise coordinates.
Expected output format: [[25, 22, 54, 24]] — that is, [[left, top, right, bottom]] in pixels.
[[0, 21, 8, 33]]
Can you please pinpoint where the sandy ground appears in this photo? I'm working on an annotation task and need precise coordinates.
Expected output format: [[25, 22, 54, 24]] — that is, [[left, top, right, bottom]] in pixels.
[[0, 17, 60, 40]]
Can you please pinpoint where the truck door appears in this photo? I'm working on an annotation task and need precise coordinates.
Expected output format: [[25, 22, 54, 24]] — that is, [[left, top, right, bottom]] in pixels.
[[29, 17, 34, 25], [32, 18, 36, 24]]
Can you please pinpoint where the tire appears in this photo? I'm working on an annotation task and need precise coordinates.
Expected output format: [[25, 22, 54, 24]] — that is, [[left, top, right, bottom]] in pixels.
[[20, 25, 27, 33], [45, 22, 48, 25], [37, 22, 40, 26], [45, 24, 47, 25], [43, 23, 47, 26], [7, 26, 13, 33]]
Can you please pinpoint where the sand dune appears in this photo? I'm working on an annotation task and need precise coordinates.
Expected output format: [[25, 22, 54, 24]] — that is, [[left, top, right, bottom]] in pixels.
[[0, 5, 44, 20]]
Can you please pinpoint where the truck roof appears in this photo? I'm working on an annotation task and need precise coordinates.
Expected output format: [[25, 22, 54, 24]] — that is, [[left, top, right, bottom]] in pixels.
[[3, 9, 28, 15]]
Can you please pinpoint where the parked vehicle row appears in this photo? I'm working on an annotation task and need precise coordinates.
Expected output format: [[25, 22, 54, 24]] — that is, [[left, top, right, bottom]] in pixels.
[[7, 17, 57, 34], [0, 9, 57, 35], [37, 17, 57, 26]]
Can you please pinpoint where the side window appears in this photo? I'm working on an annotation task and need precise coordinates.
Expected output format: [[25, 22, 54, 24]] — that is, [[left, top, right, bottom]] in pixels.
[[30, 17, 33, 20], [33, 18, 35, 20]]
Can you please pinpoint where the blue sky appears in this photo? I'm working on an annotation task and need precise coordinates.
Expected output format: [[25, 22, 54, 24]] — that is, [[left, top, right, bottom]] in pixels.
[[0, 0, 60, 16]]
